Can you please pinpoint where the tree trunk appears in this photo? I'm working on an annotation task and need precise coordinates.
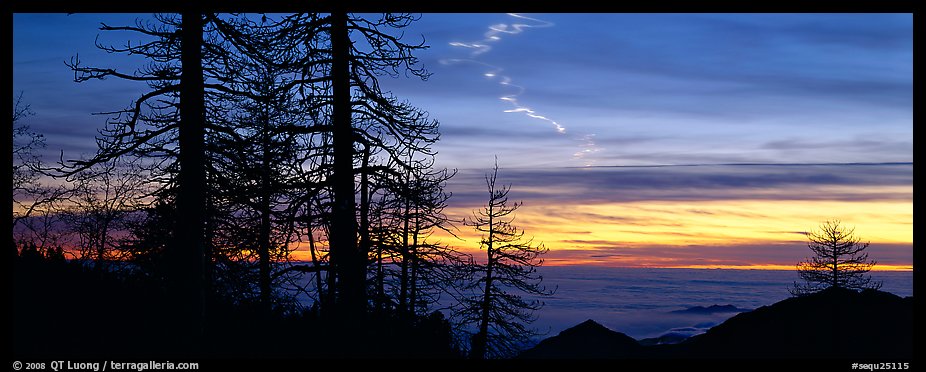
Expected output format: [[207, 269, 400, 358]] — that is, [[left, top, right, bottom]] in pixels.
[[329, 11, 364, 319], [176, 9, 206, 346], [259, 104, 272, 315], [832, 246, 839, 288], [472, 202, 496, 359], [359, 146, 372, 310], [360, 146, 381, 315], [409, 201, 419, 315], [305, 208, 324, 311], [376, 221, 385, 315], [359, 146, 370, 258], [97, 218, 109, 273], [400, 177, 410, 315]]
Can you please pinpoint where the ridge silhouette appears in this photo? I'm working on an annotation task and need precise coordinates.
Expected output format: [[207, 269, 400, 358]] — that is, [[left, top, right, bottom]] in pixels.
[[519, 286, 912, 359]]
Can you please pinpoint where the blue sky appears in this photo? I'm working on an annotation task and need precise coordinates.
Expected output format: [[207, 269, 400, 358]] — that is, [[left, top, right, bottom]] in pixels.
[[12, 13, 913, 267], [13, 13, 912, 169], [385, 13, 912, 169]]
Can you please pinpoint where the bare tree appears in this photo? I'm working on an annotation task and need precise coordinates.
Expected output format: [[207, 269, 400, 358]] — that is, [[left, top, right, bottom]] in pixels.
[[264, 12, 436, 318], [367, 155, 464, 319], [458, 159, 553, 359], [61, 14, 461, 354], [208, 50, 307, 313], [791, 219, 882, 295], [12, 92, 40, 206], [122, 192, 176, 280], [403, 167, 464, 317], [12, 93, 71, 255], [63, 11, 215, 343], [61, 158, 151, 272]]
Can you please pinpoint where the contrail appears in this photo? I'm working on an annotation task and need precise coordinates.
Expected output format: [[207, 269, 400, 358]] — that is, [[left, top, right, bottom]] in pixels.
[[574, 134, 600, 161], [447, 13, 553, 57], [441, 13, 600, 165]]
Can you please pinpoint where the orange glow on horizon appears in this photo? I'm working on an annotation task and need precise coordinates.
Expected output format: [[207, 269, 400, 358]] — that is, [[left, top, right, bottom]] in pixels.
[[35, 185, 910, 271], [288, 192, 914, 270], [547, 263, 913, 272]]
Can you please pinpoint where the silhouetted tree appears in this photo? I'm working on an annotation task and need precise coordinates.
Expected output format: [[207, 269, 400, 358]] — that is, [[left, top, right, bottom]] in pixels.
[[402, 167, 465, 317], [791, 219, 882, 295], [12, 92, 40, 221], [60, 158, 151, 272], [328, 10, 364, 318], [123, 192, 176, 280], [267, 12, 436, 318], [12, 93, 71, 253], [63, 11, 215, 344], [60, 12, 461, 354], [368, 157, 464, 318], [207, 49, 308, 313], [458, 159, 553, 359], [62, 10, 332, 319], [176, 10, 207, 339]]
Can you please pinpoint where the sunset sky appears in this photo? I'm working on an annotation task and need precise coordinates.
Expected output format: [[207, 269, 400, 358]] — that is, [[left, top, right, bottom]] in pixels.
[[12, 13, 913, 270]]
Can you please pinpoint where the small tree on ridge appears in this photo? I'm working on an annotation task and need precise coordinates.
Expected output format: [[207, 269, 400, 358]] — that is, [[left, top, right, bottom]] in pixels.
[[791, 219, 882, 295]]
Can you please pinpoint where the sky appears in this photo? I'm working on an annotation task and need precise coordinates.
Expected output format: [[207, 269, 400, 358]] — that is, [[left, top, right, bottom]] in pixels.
[[12, 13, 913, 269]]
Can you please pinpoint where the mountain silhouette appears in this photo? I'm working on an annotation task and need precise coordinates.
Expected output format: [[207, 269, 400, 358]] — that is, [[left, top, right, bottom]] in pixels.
[[519, 287, 912, 359], [676, 287, 912, 358], [518, 319, 641, 358]]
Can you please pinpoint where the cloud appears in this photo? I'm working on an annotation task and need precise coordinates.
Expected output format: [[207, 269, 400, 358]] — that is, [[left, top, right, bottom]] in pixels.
[[470, 13, 912, 126], [17, 14, 910, 173], [440, 124, 555, 140], [445, 163, 912, 207], [699, 13, 912, 52], [541, 242, 912, 268], [759, 137, 912, 155]]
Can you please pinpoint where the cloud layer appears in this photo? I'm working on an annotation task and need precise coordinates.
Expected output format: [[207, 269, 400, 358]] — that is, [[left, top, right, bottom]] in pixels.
[[439, 163, 912, 268], [446, 163, 912, 206]]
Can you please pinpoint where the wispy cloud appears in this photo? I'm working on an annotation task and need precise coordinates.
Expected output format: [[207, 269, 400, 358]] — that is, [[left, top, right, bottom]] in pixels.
[[447, 163, 913, 207], [542, 242, 913, 268], [438, 163, 911, 267]]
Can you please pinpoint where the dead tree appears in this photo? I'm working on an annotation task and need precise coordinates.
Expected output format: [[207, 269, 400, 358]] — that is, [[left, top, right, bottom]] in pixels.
[[61, 158, 151, 272], [12, 93, 72, 256], [267, 12, 436, 318], [791, 219, 882, 295], [458, 160, 553, 359]]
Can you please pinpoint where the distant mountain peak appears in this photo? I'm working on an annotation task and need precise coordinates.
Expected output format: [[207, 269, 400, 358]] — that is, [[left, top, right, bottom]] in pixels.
[[520, 288, 912, 359], [562, 319, 610, 334], [519, 319, 641, 359]]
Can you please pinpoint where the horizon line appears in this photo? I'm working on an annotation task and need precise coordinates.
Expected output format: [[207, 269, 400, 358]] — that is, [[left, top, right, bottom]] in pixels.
[[572, 161, 914, 170], [452, 161, 913, 171], [282, 259, 912, 272]]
